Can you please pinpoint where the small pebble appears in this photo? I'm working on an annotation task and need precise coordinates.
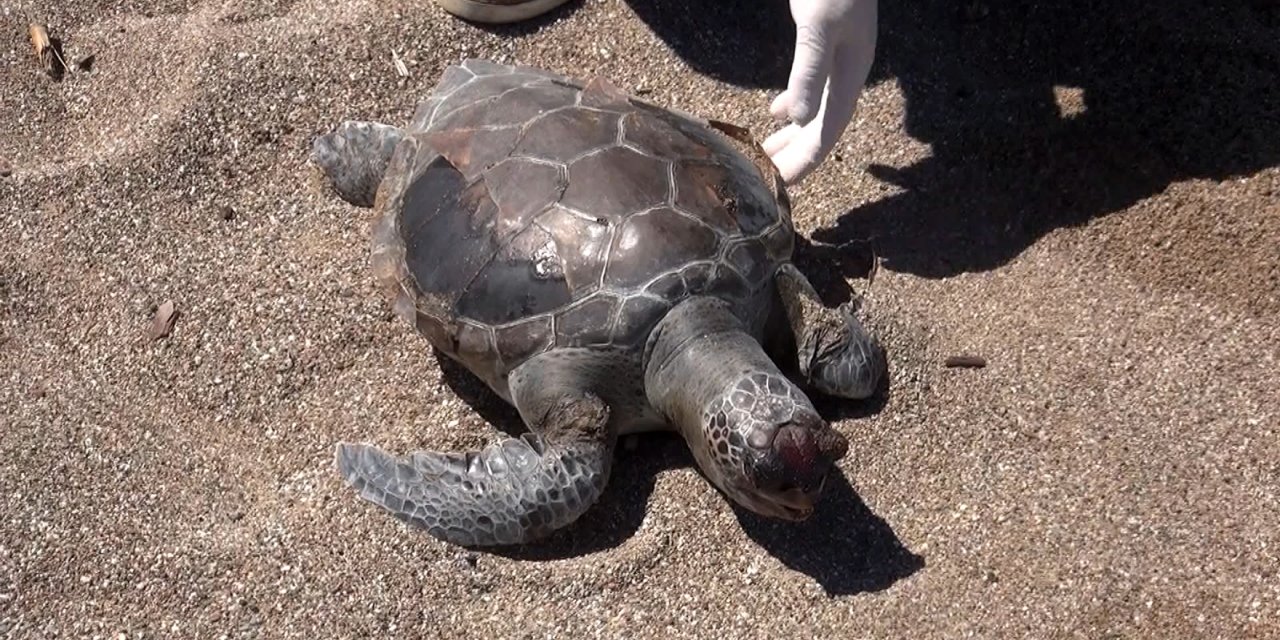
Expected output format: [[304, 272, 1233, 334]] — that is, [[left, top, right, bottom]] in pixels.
[[220, 205, 236, 221]]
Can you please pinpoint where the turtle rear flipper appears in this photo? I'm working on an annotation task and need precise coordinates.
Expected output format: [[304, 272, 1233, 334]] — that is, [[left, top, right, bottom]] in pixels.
[[310, 121, 405, 208], [336, 357, 616, 547]]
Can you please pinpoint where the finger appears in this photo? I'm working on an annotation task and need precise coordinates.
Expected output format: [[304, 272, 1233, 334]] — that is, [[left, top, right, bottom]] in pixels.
[[769, 92, 793, 122], [763, 123, 802, 156], [780, 22, 836, 124], [768, 121, 820, 185]]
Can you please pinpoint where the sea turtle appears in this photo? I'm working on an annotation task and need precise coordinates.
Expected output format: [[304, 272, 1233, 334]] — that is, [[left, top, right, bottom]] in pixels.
[[310, 59, 886, 547]]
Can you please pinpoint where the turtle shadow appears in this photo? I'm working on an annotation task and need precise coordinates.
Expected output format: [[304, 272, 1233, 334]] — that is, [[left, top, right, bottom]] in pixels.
[[435, 349, 527, 438], [625, 0, 1280, 279], [434, 346, 891, 562], [733, 470, 925, 596]]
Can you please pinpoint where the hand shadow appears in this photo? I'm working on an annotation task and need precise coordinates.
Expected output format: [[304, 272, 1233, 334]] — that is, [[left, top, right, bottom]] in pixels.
[[620, 0, 1280, 278], [820, 0, 1280, 276]]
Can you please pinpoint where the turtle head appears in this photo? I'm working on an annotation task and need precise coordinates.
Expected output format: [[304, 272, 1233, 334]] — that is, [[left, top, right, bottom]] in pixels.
[[699, 372, 848, 521]]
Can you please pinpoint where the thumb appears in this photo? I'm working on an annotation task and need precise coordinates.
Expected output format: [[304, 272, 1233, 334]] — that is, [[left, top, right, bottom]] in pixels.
[[777, 21, 835, 125]]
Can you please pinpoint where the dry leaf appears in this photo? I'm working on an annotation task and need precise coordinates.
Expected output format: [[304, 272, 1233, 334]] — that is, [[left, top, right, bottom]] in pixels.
[[29, 23, 50, 63], [944, 355, 988, 369], [28, 22, 69, 78], [149, 300, 180, 340]]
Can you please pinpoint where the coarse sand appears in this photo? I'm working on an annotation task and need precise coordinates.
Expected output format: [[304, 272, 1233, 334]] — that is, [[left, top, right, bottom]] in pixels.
[[2, 0, 1278, 637]]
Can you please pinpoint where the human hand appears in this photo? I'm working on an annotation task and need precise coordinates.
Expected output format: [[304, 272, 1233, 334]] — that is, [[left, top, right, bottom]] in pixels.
[[764, 0, 878, 185]]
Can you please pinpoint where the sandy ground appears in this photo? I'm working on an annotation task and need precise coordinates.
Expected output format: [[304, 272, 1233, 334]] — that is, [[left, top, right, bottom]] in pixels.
[[2, 0, 1278, 637]]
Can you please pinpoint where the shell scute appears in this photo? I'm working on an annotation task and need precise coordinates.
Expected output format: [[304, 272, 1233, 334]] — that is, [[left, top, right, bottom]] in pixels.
[[556, 294, 619, 347], [455, 224, 573, 325], [622, 111, 713, 161], [494, 315, 555, 371], [610, 296, 671, 346], [483, 158, 566, 244], [421, 127, 520, 181], [603, 207, 719, 288], [512, 107, 620, 163], [561, 147, 670, 221], [537, 205, 611, 299], [399, 156, 500, 304]]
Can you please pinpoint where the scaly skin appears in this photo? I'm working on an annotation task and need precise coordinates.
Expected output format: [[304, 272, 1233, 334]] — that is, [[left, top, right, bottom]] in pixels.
[[645, 296, 849, 520], [309, 120, 404, 208], [334, 345, 624, 547], [336, 388, 613, 547], [775, 263, 885, 399]]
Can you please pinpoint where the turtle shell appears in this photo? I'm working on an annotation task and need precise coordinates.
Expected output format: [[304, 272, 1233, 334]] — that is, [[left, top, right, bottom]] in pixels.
[[370, 59, 795, 389]]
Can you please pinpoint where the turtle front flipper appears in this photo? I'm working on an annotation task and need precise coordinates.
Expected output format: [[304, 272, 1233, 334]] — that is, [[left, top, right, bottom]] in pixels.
[[310, 120, 405, 208], [775, 263, 886, 399], [336, 354, 617, 547]]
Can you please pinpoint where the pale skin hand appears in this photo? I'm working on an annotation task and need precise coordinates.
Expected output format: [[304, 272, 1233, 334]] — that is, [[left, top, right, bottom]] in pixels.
[[765, 0, 879, 185]]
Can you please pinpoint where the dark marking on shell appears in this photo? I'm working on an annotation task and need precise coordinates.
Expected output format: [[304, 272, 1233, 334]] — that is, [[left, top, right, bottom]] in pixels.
[[456, 224, 570, 325], [401, 156, 500, 305]]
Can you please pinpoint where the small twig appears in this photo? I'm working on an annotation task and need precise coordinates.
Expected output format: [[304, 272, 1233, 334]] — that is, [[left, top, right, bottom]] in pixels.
[[944, 355, 988, 369], [391, 50, 409, 77]]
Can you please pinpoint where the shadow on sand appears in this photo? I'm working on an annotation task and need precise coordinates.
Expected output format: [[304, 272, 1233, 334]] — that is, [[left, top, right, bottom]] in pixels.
[[435, 346, 919, 594], [733, 470, 924, 596], [620, 0, 1280, 278]]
